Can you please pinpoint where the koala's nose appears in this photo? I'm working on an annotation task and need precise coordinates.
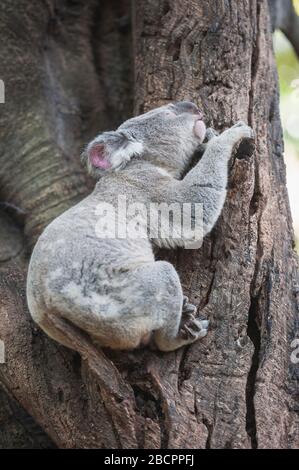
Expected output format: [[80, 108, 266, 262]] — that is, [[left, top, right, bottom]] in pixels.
[[174, 101, 204, 119]]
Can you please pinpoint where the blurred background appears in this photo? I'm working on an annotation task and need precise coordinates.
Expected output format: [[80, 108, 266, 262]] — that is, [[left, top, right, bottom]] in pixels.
[[274, 31, 299, 252]]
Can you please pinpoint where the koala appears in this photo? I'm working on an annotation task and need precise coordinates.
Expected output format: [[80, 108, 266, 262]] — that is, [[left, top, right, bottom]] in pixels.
[[27, 101, 253, 353]]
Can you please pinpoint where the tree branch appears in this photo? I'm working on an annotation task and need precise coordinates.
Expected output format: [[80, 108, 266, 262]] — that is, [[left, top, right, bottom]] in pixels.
[[268, 0, 299, 57]]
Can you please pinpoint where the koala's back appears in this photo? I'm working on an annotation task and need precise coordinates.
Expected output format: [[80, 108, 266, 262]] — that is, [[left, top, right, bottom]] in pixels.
[[27, 185, 155, 327]]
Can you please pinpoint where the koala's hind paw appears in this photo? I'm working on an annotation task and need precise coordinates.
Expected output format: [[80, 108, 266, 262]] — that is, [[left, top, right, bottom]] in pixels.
[[182, 296, 197, 319], [179, 316, 209, 341]]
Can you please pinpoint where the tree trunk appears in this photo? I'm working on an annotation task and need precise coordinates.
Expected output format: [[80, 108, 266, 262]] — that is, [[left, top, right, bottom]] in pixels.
[[0, 0, 298, 449], [0, 385, 56, 449]]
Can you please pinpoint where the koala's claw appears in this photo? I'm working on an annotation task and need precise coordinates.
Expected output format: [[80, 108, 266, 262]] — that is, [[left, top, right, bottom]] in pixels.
[[199, 319, 209, 329], [179, 315, 209, 341], [233, 121, 254, 139], [180, 324, 198, 340], [223, 122, 254, 145], [182, 296, 197, 319]]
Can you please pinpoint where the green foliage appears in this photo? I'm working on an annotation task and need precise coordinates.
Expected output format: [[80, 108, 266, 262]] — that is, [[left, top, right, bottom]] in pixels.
[[274, 32, 299, 149], [274, 32, 299, 252]]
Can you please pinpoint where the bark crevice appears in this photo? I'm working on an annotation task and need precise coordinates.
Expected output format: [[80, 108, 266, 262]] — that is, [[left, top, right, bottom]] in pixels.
[[245, 296, 261, 449]]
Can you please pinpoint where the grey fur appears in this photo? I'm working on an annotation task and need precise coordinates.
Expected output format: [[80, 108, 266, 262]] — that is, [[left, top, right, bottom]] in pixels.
[[27, 102, 254, 351]]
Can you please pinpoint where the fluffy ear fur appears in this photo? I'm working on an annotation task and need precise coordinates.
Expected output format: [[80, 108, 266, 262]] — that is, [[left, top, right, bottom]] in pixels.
[[82, 131, 143, 175]]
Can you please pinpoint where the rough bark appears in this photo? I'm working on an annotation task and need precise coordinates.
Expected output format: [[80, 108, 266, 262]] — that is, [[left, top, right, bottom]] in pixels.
[[0, 385, 56, 449], [0, 0, 298, 449]]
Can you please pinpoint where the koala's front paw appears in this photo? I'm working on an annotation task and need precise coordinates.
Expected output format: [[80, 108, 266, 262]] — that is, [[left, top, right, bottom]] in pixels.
[[225, 122, 255, 160], [226, 122, 254, 143], [205, 127, 219, 141]]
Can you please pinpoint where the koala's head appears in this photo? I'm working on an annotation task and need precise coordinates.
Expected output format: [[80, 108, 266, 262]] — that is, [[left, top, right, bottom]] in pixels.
[[83, 101, 206, 177]]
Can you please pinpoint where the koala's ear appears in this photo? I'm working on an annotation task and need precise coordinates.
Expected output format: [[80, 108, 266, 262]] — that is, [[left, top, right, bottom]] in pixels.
[[83, 131, 144, 175]]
